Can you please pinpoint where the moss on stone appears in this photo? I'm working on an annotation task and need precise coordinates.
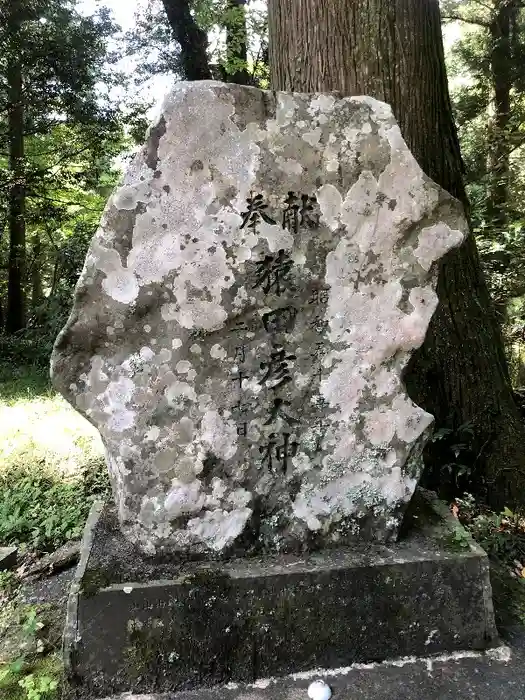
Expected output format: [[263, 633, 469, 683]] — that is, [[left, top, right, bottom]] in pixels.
[[441, 529, 472, 552], [79, 568, 113, 598], [123, 628, 159, 679], [183, 569, 231, 589]]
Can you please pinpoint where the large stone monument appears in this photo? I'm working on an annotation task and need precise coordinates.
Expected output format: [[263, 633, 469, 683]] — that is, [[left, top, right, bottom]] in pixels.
[[51, 82, 497, 698]]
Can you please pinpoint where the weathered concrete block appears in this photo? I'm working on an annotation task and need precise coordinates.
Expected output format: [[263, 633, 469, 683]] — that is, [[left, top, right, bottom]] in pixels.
[[64, 491, 498, 699], [51, 82, 467, 556]]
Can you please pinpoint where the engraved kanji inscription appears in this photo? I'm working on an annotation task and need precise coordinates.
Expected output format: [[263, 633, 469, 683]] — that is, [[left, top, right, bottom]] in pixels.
[[241, 193, 276, 233], [259, 433, 277, 472], [260, 432, 299, 474], [232, 317, 260, 334], [313, 395, 330, 411], [264, 397, 299, 426], [232, 400, 250, 437], [308, 288, 329, 305], [310, 342, 327, 382], [299, 193, 320, 229], [252, 249, 294, 296], [310, 341, 326, 360], [234, 344, 247, 363], [282, 191, 320, 233], [259, 345, 297, 390], [262, 306, 297, 334], [312, 396, 330, 450], [282, 192, 301, 234], [312, 315, 329, 335], [230, 369, 249, 391], [314, 417, 330, 451]]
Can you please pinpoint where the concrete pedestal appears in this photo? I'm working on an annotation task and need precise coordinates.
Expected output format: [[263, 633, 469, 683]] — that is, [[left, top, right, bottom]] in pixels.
[[64, 490, 498, 699]]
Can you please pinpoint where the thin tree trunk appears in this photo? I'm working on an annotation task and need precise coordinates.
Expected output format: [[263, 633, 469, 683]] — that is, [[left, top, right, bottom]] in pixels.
[[268, 0, 525, 511], [224, 0, 251, 85], [161, 0, 212, 80], [31, 233, 44, 311], [6, 3, 26, 334]]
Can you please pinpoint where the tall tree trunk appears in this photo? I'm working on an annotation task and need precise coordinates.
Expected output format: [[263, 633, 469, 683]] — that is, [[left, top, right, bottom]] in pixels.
[[268, 0, 525, 511], [6, 3, 26, 334], [224, 0, 251, 85], [161, 0, 212, 80], [487, 0, 518, 230], [487, 0, 520, 326]]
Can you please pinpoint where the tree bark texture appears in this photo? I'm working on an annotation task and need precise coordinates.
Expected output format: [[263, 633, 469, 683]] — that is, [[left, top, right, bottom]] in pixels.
[[31, 233, 43, 311], [6, 1, 26, 334], [268, 0, 525, 510], [487, 0, 519, 229], [161, 0, 212, 80]]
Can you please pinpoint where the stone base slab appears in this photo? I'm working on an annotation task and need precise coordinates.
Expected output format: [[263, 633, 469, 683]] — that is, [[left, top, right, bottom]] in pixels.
[[96, 643, 525, 700], [64, 490, 498, 699]]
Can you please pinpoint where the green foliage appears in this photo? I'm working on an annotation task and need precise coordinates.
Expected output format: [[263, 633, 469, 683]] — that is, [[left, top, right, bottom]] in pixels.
[[444, 1, 525, 368], [457, 494, 525, 563], [0, 354, 108, 698], [424, 421, 477, 499], [17, 674, 58, 700], [0, 354, 109, 554], [0, 334, 57, 373], [0, 117, 125, 338], [127, 0, 268, 85], [0, 571, 17, 597], [0, 0, 121, 134], [0, 0, 147, 336], [454, 492, 525, 625], [0, 457, 110, 553], [472, 504, 515, 556], [0, 357, 109, 551], [0, 603, 62, 700]]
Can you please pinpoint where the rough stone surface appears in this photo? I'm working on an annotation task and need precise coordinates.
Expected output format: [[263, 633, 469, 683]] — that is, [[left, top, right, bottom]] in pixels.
[[0, 546, 17, 571], [51, 82, 467, 556], [63, 491, 497, 699]]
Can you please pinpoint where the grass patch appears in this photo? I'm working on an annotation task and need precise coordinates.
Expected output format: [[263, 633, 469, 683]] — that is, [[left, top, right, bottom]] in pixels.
[[0, 652, 62, 700], [0, 367, 53, 405], [0, 362, 109, 554], [0, 372, 103, 478], [0, 358, 108, 699]]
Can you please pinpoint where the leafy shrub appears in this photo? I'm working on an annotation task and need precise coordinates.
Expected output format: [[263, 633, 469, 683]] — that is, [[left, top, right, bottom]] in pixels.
[[0, 458, 110, 554], [456, 493, 525, 564], [0, 572, 18, 607], [0, 604, 62, 700], [0, 335, 55, 373], [422, 420, 480, 502]]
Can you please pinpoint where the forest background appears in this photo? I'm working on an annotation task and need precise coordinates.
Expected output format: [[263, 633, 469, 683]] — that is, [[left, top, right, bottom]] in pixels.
[[2, 3, 525, 697], [4, 0, 525, 500], [3, 0, 525, 510], [1, 0, 525, 571]]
